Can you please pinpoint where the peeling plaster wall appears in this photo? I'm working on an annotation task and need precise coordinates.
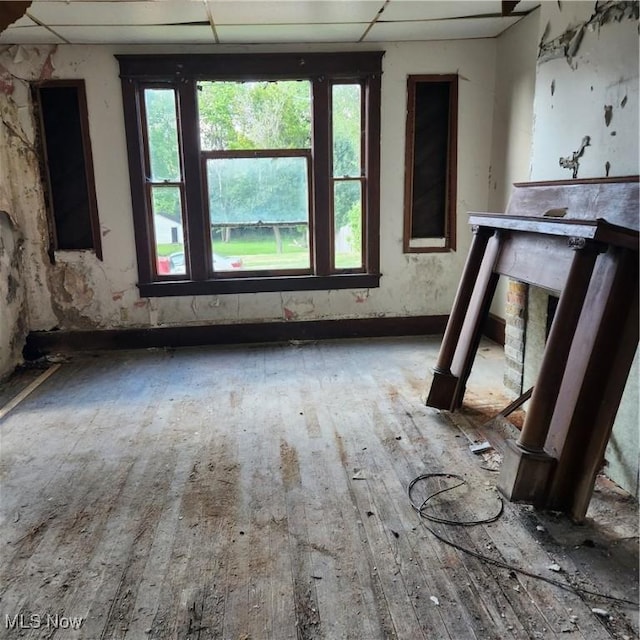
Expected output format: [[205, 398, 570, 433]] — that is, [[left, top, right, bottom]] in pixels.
[[0, 95, 20, 378], [0, 209, 27, 379], [0, 52, 55, 377], [531, 1, 639, 181], [0, 39, 497, 336], [526, 1, 639, 496], [487, 8, 539, 319]]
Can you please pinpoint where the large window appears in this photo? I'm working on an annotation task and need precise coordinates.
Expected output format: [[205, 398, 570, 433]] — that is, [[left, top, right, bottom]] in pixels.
[[117, 53, 382, 296]]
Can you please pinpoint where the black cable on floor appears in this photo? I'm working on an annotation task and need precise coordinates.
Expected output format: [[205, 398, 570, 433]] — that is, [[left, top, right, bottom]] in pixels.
[[407, 473, 639, 608]]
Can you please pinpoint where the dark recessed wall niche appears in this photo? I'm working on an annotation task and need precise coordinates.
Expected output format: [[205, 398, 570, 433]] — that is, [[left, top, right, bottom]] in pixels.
[[403, 75, 458, 253], [34, 80, 102, 260]]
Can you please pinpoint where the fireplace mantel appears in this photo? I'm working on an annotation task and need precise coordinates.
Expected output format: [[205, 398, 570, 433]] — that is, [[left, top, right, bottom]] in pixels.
[[426, 177, 639, 520]]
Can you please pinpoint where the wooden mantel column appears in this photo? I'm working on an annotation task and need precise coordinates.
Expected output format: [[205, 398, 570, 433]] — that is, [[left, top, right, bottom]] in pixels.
[[497, 238, 604, 504], [427, 226, 496, 410]]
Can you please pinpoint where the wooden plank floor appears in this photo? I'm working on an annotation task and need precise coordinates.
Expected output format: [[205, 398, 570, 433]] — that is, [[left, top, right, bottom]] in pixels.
[[0, 337, 637, 640]]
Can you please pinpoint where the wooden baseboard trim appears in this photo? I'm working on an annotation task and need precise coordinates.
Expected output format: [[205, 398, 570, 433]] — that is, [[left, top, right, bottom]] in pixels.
[[24, 315, 449, 357], [483, 313, 506, 346]]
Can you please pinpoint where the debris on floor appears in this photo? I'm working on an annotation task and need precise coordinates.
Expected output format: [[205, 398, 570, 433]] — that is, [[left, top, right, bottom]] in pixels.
[[469, 441, 492, 454]]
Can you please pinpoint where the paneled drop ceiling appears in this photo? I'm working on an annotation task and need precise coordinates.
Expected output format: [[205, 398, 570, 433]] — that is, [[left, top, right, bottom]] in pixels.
[[0, 0, 540, 45]]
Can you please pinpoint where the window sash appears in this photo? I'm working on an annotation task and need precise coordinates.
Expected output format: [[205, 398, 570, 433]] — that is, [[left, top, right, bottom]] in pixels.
[[140, 85, 189, 279], [147, 183, 187, 279], [331, 176, 365, 272], [202, 149, 314, 277], [329, 80, 366, 273]]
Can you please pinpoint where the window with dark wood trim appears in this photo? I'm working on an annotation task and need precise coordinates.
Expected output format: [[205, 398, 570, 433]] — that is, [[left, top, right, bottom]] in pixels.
[[34, 80, 102, 260], [117, 52, 383, 297], [403, 75, 458, 253]]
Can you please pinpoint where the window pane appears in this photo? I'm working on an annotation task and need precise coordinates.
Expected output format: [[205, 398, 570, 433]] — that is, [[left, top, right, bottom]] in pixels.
[[151, 186, 185, 276], [206, 156, 310, 272], [144, 89, 181, 182], [406, 80, 453, 243], [332, 84, 361, 178], [334, 180, 362, 270], [198, 81, 311, 151]]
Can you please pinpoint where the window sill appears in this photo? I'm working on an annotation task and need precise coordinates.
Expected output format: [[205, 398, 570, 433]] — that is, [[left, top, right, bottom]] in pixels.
[[404, 236, 454, 253], [138, 273, 381, 297], [404, 245, 454, 254]]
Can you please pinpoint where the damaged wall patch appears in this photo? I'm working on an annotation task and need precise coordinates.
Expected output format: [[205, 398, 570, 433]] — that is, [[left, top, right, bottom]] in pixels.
[[539, 1, 639, 66], [559, 135, 591, 178]]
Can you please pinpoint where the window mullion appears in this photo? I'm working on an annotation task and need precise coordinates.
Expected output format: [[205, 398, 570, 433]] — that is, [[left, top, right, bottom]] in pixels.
[[364, 75, 381, 274], [312, 77, 331, 276], [178, 80, 208, 280]]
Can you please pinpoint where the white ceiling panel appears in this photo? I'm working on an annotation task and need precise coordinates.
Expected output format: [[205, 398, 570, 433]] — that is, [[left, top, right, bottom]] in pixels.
[[28, 1, 209, 26], [216, 23, 370, 44], [0, 26, 63, 45], [208, 0, 384, 25], [53, 25, 215, 44], [365, 16, 520, 41], [381, 1, 504, 21], [382, 0, 538, 21]]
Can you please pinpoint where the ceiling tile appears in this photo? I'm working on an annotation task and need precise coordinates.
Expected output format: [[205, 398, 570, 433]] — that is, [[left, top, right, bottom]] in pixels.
[[0, 26, 63, 45], [381, 1, 504, 21], [27, 1, 209, 26], [208, 0, 384, 25], [364, 16, 520, 41], [216, 23, 368, 44], [53, 25, 215, 44]]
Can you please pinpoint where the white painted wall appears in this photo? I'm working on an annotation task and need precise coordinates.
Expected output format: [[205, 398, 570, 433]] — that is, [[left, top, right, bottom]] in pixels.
[[0, 39, 497, 337], [525, 0, 639, 497], [531, 2, 639, 181], [488, 8, 539, 319]]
